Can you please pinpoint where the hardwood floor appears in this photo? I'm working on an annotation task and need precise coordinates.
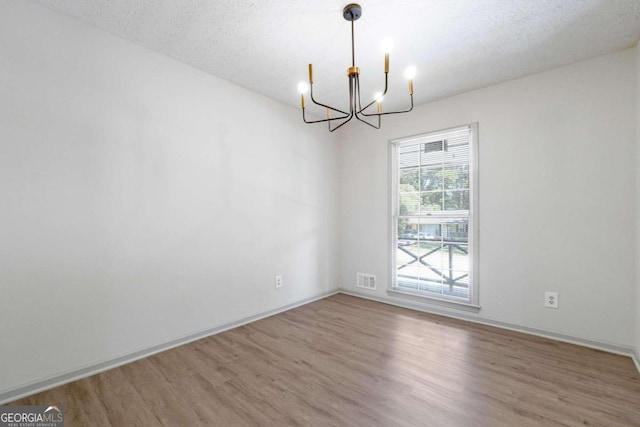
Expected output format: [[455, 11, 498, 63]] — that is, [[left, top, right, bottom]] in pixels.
[[10, 294, 640, 426]]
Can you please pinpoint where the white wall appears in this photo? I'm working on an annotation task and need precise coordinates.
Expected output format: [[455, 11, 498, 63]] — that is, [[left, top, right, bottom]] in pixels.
[[1, 1, 637, 397], [339, 48, 637, 348], [0, 1, 338, 394]]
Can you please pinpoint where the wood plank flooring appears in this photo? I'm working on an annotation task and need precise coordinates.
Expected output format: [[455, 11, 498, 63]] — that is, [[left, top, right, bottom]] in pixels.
[[10, 294, 640, 426]]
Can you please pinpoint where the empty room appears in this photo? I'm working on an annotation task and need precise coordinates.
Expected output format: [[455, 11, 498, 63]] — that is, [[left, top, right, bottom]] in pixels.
[[1, 0, 640, 425]]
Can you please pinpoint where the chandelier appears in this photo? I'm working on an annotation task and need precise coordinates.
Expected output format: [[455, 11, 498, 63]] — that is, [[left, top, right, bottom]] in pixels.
[[298, 3, 415, 132]]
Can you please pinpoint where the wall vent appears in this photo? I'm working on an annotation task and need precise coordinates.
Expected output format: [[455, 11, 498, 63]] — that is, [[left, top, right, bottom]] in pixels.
[[356, 273, 376, 290]]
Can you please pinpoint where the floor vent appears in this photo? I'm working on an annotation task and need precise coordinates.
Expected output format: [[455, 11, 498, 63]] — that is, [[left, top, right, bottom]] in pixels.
[[356, 273, 376, 290]]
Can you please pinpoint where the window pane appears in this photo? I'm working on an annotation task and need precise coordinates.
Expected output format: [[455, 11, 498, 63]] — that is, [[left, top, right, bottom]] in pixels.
[[398, 219, 417, 240], [421, 242, 443, 267], [396, 244, 416, 271], [397, 239, 420, 288], [444, 164, 469, 190], [399, 168, 419, 191], [443, 221, 468, 243], [398, 267, 443, 294], [444, 143, 469, 164], [420, 166, 442, 191], [399, 144, 420, 168], [399, 192, 420, 216], [421, 192, 443, 212], [418, 269, 444, 294], [416, 219, 438, 241], [441, 244, 469, 272], [442, 271, 469, 298], [444, 190, 469, 211]]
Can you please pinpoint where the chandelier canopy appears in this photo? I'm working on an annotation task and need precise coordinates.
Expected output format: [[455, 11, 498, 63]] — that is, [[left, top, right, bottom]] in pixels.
[[298, 3, 415, 132]]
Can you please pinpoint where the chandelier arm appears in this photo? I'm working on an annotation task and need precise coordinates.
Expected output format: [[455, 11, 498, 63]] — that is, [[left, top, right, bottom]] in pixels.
[[305, 76, 353, 124], [354, 109, 381, 129], [360, 105, 413, 116], [356, 73, 389, 114], [353, 78, 381, 129], [360, 93, 414, 117], [302, 109, 351, 124], [309, 84, 350, 116], [328, 111, 354, 132], [375, 95, 414, 115], [329, 74, 357, 131]]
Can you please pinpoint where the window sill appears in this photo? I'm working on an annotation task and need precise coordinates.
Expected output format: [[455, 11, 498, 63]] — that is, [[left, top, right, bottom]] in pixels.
[[387, 288, 481, 313]]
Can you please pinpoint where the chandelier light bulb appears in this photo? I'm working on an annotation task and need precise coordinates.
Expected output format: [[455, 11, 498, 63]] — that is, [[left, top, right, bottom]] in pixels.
[[404, 66, 417, 80], [381, 37, 394, 53], [297, 82, 309, 94], [374, 92, 384, 102]]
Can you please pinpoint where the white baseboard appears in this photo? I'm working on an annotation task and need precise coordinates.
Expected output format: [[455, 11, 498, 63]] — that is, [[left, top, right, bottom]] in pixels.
[[633, 347, 640, 373], [3, 287, 637, 405], [0, 289, 339, 405], [339, 288, 639, 368]]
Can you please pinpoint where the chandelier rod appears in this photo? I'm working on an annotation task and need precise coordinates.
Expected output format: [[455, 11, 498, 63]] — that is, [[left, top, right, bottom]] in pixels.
[[351, 20, 355, 68]]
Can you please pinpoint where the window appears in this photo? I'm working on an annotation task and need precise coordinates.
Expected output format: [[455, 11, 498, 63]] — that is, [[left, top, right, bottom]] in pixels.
[[390, 124, 478, 306]]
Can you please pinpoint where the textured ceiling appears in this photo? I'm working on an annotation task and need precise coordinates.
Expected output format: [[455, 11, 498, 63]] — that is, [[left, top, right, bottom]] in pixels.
[[34, 0, 640, 113]]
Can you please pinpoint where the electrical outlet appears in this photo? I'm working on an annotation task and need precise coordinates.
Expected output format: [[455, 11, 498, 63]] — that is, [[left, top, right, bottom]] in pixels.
[[545, 291, 558, 309], [275, 275, 282, 289]]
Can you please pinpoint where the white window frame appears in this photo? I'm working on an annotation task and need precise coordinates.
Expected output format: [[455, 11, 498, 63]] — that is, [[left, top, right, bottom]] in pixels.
[[388, 123, 479, 308]]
